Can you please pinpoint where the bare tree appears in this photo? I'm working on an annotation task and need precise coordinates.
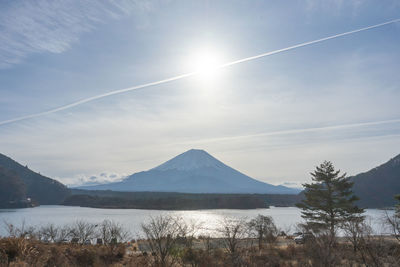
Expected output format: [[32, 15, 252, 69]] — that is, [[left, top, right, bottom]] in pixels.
[[3, 221, 18, 238], [342, 217, 373, 266], [248, 214, 277, 250], [69, 220, 97, 244], [40, 224, 59, 242], [40, 224, 71, 243], [385, 210, 400, 243], [141, 215, 182, 267], [342, 216, 367, 252], [57, 225, 72, 242], [199, 235, 213, 255], [98, 220, 129, 245], [280, 224, 292, 238], [217, 217, 247, 257], [3, 220, 35, 239], [356, 225, 389, 267], [176, 219, 201, 249]]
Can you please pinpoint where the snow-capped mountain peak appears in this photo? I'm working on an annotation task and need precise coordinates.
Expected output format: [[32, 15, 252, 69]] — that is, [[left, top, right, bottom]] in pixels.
[[152, 149, 225, 171], [80, 149, 300, 194]]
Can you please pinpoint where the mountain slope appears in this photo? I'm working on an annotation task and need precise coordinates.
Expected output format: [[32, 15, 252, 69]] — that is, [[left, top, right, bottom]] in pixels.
[[0, 153, 70, 205], [351, 154, 400, 208], [80, 149, 299, 194], [0, 166, 26, 207]]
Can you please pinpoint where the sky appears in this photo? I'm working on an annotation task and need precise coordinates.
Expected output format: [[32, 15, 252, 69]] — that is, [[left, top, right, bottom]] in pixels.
[[0, 0, 399, 187]]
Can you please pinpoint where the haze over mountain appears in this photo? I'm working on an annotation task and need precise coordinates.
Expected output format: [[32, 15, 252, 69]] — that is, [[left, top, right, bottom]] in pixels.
[[79, 149, 299, 194]]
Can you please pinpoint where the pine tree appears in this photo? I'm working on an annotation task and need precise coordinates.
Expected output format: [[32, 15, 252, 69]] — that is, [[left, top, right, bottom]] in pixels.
[[297, 161, 364, 240]]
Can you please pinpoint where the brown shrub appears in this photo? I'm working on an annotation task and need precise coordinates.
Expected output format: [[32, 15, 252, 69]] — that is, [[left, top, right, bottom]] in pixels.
[[0, 238, 39, 265], [0, 238, 126, 267], [1, 235, 400, 267]]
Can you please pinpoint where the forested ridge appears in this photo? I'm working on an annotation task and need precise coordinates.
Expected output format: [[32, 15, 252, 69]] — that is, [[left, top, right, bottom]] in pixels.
[[0, 153, 70, 207]]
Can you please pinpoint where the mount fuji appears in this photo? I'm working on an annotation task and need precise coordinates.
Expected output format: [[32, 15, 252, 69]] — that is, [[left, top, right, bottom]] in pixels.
[[79, 149, 299, 194]]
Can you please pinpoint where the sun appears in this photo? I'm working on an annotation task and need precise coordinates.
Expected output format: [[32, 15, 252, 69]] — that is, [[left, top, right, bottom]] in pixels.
[[189, 47, 223, 79]]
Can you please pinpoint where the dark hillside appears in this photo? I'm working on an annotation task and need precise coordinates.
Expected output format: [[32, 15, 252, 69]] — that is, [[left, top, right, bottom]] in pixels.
[[0, 153, 70, 205], [351, 154, 400, 208], [0, 167, 26, 207]]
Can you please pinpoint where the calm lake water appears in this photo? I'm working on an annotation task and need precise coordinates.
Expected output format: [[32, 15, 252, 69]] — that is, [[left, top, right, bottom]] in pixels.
[[0, 206, 393, 237]]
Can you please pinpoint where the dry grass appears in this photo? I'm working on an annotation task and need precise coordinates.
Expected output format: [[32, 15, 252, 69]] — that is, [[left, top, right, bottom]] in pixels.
[[1, 236, 399, 267], [0, 238, 125, 267]]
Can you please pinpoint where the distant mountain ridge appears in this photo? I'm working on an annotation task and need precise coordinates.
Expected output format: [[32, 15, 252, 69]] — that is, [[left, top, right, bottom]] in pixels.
[[0, 153, 70, 205], [2, 150, 399, 208], [351, 154, 400, 208], [79, 149, 300, 194]]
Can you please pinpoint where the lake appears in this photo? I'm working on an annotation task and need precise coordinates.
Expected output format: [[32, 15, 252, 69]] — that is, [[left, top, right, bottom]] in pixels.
[[0, 206, 393, 237]]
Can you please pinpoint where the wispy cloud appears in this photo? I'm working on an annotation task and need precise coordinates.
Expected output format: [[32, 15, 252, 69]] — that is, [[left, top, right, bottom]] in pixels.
[[0, 17, 398, 126], [176, 118, 400, 146], [1, 1, 399, 186], [0, 0, 150, 68]]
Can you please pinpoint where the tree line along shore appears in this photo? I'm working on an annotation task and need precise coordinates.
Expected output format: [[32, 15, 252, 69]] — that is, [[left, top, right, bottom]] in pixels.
[[63, 190, 301, 210]]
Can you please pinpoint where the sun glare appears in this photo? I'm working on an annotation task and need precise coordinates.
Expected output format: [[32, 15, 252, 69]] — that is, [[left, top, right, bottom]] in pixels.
[[190, 48, 223, 79]]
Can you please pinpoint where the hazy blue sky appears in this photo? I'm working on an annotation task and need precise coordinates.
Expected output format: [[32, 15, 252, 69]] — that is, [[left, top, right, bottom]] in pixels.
[[0, 0, 399, 186]]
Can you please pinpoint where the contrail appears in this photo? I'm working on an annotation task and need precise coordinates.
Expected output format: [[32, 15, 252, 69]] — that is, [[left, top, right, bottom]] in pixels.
[[0, 72, 194, 126], [1, 18, 399, 127], [219, 18, 400, 68], [176, 118, 400, 145]]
